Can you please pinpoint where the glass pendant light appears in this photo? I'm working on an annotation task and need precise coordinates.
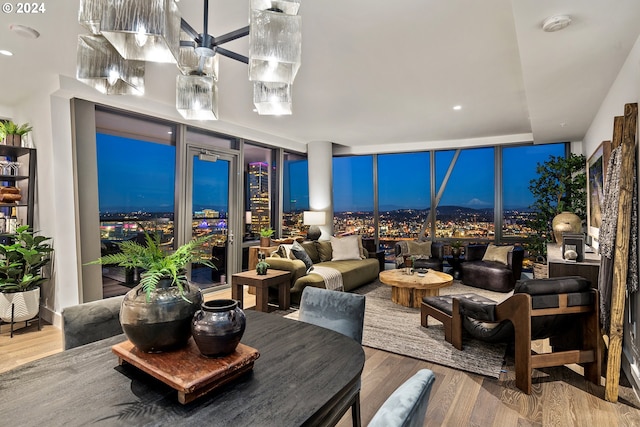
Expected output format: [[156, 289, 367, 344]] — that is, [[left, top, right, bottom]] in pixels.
[[176, 75, 219, 120], [250, 0, 301, 15], [78, 0, 104, 35], [76, 34, 145, 95], [100, 0, 181, 64], [177, 32, 219, 78], [253, 81, 292, 115], [249, 8, 301, 84]]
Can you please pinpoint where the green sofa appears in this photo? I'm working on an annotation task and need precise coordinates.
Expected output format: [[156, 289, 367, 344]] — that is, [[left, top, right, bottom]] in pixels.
[[265, 240, 380, 304]]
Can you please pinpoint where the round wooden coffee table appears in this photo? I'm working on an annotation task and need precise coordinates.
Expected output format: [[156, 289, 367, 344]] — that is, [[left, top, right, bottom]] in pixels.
[[379, 269, 454, 308]]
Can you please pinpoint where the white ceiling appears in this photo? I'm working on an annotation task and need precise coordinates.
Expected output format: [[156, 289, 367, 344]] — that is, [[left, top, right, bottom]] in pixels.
[[0, 0, 639, 150]]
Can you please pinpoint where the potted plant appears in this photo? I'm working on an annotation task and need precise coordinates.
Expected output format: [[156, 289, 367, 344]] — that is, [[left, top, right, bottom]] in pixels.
[[89, 233, 216, 352], [0, 225, 53, 323], [0, 120, 33, 147], [256, 253, 270, 275], [527, 153, 586, 265], [259, 227, 275, 247], [450, 240, 463, 258]]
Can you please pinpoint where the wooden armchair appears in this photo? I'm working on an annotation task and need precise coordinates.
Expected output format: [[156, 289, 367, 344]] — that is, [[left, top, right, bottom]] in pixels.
[[450, 276, 601, 394]]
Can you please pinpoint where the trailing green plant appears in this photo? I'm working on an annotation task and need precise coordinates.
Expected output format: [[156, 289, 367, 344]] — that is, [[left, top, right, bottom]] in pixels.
[[88, 233, 216, 302], [526, 153, 587, 257], [0, 225, 53, 293], [0, 120, 32, 140], [259, 227, 275, 238]]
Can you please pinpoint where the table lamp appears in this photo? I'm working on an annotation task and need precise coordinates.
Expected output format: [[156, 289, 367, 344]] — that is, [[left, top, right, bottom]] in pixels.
[[303, 211, 326, 241]]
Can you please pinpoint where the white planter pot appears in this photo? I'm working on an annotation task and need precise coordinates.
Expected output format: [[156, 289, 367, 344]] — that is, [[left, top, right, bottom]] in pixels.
[[0, 288, 40, 323]]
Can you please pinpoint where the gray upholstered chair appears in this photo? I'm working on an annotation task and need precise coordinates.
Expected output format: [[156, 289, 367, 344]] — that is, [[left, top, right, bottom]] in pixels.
[[298, 287, 366, 426], [299, 286, 366, 343], [367, 369, 436, 427], [62, 295, 124, 350]]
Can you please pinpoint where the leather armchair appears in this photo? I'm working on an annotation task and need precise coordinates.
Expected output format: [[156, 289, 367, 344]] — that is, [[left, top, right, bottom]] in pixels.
[[451, 276, 600, 394], [395, 240, 444, 271], [459, 244, 524, 292]]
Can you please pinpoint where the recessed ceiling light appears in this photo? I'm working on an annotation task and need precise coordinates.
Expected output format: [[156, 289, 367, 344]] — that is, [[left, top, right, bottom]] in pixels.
[[453, 105, 462, 110], [9, 24, 40, 39], [0, 50, 13, 56], [542, 15, 572, 33]]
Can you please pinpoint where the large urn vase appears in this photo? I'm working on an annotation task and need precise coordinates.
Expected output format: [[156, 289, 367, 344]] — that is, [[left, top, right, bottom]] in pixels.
[[551, 211, 582, 243], [120, 278, 203, 353]]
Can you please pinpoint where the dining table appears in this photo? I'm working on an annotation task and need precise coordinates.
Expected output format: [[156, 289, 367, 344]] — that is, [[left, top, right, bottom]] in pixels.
[[0, 310, 365, 427]]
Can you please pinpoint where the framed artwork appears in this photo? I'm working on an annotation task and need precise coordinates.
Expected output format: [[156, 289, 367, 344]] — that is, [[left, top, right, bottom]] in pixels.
[[587, 141, 611, 246]]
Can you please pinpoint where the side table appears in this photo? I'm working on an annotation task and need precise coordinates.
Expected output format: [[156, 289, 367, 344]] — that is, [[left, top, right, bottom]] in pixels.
[[444, 255, 464, 280], [231, 270, 291, 313]]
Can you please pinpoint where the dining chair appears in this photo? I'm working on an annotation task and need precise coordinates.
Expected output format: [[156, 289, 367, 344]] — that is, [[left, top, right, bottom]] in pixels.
[[298, 286, 366, 426], [62, 295, 124, 350], [367, 369, 436, 427]]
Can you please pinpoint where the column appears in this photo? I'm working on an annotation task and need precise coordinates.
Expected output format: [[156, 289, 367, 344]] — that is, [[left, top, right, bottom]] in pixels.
[[307, 141, 333, 239]]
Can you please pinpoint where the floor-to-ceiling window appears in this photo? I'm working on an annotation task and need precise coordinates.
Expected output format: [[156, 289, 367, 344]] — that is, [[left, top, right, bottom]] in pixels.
[[243, 143, 277, 241], [333, 155, 374, 237], [282, 152, 309, 237], [501, 143, 566, 238], [378, 152, 431, 259], [95, 110, 177, 295], [435, 147, 495, 240]]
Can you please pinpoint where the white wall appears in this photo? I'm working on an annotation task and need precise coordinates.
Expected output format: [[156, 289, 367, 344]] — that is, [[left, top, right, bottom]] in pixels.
[[582, 33, 640, 399]]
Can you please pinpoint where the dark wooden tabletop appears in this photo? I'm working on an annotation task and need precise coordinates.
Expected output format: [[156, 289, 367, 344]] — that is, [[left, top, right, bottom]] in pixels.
[[0, 310, 365, 427]]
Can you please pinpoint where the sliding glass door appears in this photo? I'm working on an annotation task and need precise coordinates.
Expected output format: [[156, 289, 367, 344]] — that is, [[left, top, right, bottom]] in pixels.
[[185, 145, 238, 290]]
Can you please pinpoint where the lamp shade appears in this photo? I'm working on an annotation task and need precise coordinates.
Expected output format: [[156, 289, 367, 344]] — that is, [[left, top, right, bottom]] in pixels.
[[176, 75, 218, 120], [253, 81, 292, 115], [249, 9, 301, 84], [100, 0, 181, 63], [76, 34, 145, 95], [303, 211, 326, 226]]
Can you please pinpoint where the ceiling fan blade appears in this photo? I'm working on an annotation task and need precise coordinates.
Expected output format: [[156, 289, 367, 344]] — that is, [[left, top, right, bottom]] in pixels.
[[217, 47, 249, 64], [214, 26, 250, 46]]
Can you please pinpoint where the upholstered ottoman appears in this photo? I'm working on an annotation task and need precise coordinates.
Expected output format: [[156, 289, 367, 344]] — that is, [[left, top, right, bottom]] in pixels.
[[421, 293, 496, 347]]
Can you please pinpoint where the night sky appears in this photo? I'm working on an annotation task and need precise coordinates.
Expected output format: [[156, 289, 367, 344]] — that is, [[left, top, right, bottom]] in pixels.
[[97, 133, 565, 213]]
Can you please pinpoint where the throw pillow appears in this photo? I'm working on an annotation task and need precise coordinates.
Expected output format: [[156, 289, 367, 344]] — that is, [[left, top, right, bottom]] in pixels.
[[316, 241, 333, 262], [407, 240, 432, 258], [355, 235, 366, 259], [291, 241, 314, 271], [276, 244, 296, 260], [331, 236, 362, 261], [482, 244, 513, 265]]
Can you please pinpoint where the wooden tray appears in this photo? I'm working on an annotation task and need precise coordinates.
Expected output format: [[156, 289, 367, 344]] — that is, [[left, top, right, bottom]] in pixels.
[[112, 339, 260, 404]]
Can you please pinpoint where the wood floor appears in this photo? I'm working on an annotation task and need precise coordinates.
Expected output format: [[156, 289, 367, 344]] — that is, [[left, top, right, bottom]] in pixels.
[[3, 288, 640, 426]]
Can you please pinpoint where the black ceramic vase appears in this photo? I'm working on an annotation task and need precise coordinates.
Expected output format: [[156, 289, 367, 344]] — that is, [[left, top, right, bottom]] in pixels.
[[192, 299, 246, 357], [120, 278, 203, 353]]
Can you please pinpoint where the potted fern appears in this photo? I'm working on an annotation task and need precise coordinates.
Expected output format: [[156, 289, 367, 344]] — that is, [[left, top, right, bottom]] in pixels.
[[89, 233, 216, 352], [0, 225, 53, 323], [0, 120, 32, 147]]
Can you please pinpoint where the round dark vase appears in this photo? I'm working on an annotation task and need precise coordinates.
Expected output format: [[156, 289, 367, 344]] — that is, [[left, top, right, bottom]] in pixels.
[[451, 247, 462, 258], [192, 299, 246, 357], [120, 278, 203, 353]]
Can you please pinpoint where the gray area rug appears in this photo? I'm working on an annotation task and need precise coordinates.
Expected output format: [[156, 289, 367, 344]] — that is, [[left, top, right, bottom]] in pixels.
[[285, 280, 512, 379]]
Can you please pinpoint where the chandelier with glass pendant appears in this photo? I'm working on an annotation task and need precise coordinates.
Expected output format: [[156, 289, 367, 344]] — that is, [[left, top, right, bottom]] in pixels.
[[76, 0, 302, 120]]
